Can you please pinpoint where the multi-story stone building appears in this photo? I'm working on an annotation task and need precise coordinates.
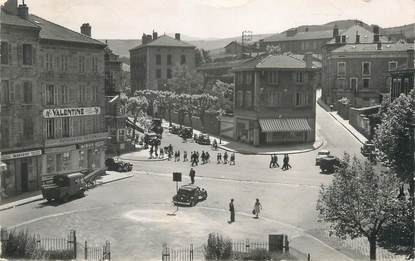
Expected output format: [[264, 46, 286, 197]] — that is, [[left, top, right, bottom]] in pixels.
[[390, 49, 414, 100], [0, 0, 107, 197], [1, 1, 42, 196], [232, 53, 320, 146], [130, 32, 196, 92], [323, 41, 413, 108], [104, 45, 123, 96]]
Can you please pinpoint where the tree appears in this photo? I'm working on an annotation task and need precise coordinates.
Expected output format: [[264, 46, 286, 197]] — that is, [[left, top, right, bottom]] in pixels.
[[126, 96, 148, 140], [265, 45, 282, 55], [316, 153, 405, 260], [167, 65, 204, 94], [193, 93, 217, 131], [206, 80, 234, 113], [195, 48, 212, 66], [373, 90, 414, 195]]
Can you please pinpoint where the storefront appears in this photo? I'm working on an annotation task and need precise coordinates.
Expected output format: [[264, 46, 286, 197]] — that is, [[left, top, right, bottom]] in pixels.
[[1, 149, 42, 197], [235, 118, 256, 144], [258, 118, 312, 145]]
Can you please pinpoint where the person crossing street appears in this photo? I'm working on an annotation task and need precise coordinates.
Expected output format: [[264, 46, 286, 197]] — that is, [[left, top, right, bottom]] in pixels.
[[189, 168, 196, 184]]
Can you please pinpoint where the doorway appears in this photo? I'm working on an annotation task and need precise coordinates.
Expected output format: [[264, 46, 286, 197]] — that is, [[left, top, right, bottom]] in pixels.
[[21, 161, 29, 192]]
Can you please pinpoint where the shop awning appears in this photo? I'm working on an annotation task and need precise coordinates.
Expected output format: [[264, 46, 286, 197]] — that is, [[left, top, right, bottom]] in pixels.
[[259, 118, 312, 132]]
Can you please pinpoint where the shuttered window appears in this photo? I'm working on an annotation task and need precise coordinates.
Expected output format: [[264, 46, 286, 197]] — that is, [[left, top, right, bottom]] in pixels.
[[1, 42, 9, 64], [23, 81, 32, 104], [22, 44, 33, 65]]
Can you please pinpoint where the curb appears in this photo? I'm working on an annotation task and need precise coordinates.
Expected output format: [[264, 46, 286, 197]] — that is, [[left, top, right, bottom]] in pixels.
[[217, 139, 325, 156], [119, 157, 168, 162], [327, 112, 366, 145], [0, 174, 135, 212]]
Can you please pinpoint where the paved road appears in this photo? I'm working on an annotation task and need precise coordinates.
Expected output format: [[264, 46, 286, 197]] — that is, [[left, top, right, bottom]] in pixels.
[[0, 103, 362, 260]]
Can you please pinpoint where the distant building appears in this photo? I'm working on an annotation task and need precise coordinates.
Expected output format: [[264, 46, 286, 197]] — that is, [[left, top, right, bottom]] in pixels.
[[197, 58, 251, 84], [104, 45, 123, 95], [390, 49, 414, 100], [130, 32, 196, 92], [224, 41, 243, 55], [232, 53, 320, 146], [1, 0, 107, 197]]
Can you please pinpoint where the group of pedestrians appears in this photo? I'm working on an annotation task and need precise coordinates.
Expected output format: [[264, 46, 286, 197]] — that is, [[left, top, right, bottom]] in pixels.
[[190, 151, 211, 166], [269, 154, 292, 170], [228, 198, 262, 223], [216, 152, 236, 165]]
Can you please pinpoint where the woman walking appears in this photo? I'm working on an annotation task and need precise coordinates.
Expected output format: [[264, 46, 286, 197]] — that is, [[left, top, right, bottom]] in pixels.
[[253, 199, 262, 219]]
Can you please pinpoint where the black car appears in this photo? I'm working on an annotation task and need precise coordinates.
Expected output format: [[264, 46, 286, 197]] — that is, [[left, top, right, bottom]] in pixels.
[[361, 141, 378, 163], [196, 134, 210, 145], [179, 127, 193, 139], [172, 185, 208, 207], [169, 125, 181, 135], [320, 156, 340, 174], [105, 158, 133, 172]]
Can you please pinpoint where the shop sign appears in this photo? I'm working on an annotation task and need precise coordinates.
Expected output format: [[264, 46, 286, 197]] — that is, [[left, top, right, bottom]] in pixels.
[[77, 141, 106, 150], [2, 150, 42, 160], [43, 107, 101, 118]]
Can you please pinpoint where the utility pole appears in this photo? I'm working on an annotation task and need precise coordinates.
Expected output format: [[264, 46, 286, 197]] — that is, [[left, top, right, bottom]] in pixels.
[[242, 30, 252, 56]]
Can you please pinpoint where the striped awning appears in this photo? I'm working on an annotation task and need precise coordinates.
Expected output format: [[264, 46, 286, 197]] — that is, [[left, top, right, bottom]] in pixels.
[[259, 118, 312, 132]]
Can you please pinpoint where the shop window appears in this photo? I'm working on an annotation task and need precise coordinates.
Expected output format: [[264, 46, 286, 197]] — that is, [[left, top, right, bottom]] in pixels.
[[22, 44, 33, 65], [1, 42, 9, 65], [23, 81, 32, 104], [62, 152, 72, 171]]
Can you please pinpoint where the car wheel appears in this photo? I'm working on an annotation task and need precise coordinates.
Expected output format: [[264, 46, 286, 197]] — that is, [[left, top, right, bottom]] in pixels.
[[117, 166, 123, 172]]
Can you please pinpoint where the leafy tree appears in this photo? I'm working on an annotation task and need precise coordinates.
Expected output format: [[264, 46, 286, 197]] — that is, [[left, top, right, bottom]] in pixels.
[[265, 45, 282, 54], [206, 80, 234, 113], [167, 65, 204, 94], [373, 90, 414, 195], [126, 96, 148, 139], [193, 93, 218, 131], [316, 153, 405, 260]]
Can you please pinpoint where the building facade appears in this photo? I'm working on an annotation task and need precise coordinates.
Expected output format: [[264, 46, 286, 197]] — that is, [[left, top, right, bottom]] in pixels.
[[0, 0, 107, 197], [390, 49, 414, 100], [104, 46, 123, 96], [130, 32, 196, 93], [232, 53, 320, 146], [323, 42, 413, 108]]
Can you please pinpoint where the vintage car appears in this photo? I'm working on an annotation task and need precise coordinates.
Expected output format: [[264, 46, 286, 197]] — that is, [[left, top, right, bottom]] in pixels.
[[151, 118, 163, 137], [361, 142, 378, 162], [172, 185, 208, 207], [169, 125, 181, 135], [105, 158, 133, 172], [315, 150, 331, 165], [196, 134, 211, 145], [41, 173, 86, 202], [320, 156, 341, 174], [179, 127, 193, 139]]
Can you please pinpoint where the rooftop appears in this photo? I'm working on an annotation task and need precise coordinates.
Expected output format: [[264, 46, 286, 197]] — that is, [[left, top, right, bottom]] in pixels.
[[130, 35, 194, 51], [233, 54, 321, 71], [263, 29, 335, 43], [0, 8, 39, 29], [331, 42, 414, 53]]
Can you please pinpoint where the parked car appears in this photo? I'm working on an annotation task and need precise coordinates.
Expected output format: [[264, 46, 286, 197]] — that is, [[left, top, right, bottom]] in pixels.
[[151, 118, 163, 137], [41, 173, 86, 202], [169, 125, 181, 135], [320, 156, 341, 174], [179, 127, 193, 139], [105, 158, 133, 172], [172, 185, 208, 207], [196, 134, 211, 145], [315, 150, 330, 165]]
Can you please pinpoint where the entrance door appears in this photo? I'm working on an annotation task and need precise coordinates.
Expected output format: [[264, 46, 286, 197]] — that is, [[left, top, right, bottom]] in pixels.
[[21, 161, 29, 192], [259, 132, 266, 145]]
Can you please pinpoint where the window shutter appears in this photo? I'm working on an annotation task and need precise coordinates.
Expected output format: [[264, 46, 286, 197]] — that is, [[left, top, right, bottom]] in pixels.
[[9, 81, 15, 104], [54, 85, 58, 105], [8, 43, 12, 65], [32, 46, 36, 65], [17, 44, 22, 65]]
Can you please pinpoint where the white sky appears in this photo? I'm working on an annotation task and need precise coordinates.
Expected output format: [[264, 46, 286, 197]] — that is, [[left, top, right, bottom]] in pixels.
[[2, 0, 415, 39]]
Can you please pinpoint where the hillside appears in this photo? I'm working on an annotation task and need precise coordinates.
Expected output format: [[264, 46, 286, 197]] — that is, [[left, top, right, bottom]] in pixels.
[[100, 33, 272, 58]]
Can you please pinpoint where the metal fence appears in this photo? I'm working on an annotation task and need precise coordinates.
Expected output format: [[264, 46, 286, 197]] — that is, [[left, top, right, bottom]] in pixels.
[[162, 243, 195, 261], [232, 240, 268, 253]]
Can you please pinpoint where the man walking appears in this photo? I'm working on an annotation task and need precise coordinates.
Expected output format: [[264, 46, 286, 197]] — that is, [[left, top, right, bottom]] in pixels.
[[230, 153, 235, 165], [229, 199, 235, 223], [189, 168, 196, 184], [223, 152, 228, 164]]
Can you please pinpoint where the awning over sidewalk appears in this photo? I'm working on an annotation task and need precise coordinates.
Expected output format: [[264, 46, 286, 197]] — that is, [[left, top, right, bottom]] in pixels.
[[259, 118, 312, 132]]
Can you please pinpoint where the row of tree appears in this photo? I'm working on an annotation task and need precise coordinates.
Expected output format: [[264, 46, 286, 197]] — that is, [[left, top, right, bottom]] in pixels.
[[317, 90, 414, 260]]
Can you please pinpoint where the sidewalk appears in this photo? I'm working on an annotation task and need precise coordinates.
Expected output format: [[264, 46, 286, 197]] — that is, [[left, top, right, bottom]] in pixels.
[[218, 138, 324, 155], [0, 171, 134, 212], [120, 149, 169, 161]]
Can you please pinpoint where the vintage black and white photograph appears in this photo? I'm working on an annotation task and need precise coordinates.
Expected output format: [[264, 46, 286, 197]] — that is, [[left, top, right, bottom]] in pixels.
[[0, 0, 414, 260]]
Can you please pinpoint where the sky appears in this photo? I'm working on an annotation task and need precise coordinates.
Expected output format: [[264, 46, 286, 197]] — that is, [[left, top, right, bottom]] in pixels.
[[1, 0, 415, 39]]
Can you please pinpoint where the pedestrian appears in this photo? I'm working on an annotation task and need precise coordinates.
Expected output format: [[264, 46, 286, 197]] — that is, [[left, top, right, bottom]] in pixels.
[[201, 151, 206, 164], [191, 152, 197, 167], [223, 151, 228, 164], [229, 199, 235, 223], [177, 150, 181, 162], [149, 146, 153, 159], [168, 149, 173, 161], [159, 148, 164, 159], [230, 153, 235, 165], [269, 155, 274, 168], [183, 151, 188, 162], [253, 198, 262, 219], [286, 154, 292, 169], [168, 144, 173, 154], [274, 154, 279, 168], [217, 152, 222, 164], [212, 139, 218, 150], [196, 151, 200, 165], [189, 168, 196, 184], [206, 152, 210, 163]]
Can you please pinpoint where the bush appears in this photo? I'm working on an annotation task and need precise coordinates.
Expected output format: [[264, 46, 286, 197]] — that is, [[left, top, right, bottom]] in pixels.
[[1, 229, 37, 258], [204, 233, 233, 259], [244, 248, 271, 260]]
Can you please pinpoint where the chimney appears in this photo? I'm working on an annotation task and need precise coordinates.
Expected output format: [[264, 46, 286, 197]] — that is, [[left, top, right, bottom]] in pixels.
[[304, 52, 313, 68], [17, 2, 28, 19], [372, 25, 380, 35], [377, 42, 382, 50], [341, 35, 346, 43], [335, 35, 341, 43], [80, 23, 91, 37], [175, 33, 181, 41], [152, 31, 158, 40], [3, 0, 18, 15], [407, 49, 414, 69], [373, 34, 380, 43], [146, 34, 153, 42], [333, 25, 339, 38], [141, 33, 147, 45], [355, 31, 360, 44]]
